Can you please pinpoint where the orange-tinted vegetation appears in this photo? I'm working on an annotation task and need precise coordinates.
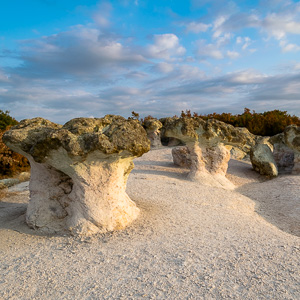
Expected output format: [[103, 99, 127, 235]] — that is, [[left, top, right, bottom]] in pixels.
[[180, 108, 300, 136], [0, 111, 30, 178]]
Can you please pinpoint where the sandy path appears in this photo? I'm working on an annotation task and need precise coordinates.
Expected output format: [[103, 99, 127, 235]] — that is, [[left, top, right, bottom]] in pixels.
[[0, 148, 299, 299]]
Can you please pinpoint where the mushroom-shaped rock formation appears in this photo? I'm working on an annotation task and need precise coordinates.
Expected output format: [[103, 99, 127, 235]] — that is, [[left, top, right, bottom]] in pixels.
[[250, 143, 278, 177], [3, 116, 150, 235], [143, 118, 163, 148], [163, 117, 254, 189], [284, 125, 300, 174]]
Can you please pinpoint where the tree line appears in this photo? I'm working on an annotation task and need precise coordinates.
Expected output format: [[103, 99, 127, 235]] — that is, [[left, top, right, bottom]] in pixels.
[[180, 108, 300, 136], [1, 108, 300, 178]]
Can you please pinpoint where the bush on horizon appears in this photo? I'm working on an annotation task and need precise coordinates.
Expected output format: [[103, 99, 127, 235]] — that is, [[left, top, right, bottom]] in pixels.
[[0, 111, 30, 178], [180, 108, 300, 136]]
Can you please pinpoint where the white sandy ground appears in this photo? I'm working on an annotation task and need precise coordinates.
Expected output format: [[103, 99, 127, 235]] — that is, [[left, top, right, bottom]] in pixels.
[[0, 147, 299, 300]]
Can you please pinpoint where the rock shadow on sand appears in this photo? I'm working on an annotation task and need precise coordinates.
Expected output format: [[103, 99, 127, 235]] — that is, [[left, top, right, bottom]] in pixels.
[[236, 175, 300, 237]]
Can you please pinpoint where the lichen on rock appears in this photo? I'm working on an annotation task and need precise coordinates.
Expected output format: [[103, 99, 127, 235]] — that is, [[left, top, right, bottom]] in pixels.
[[163, 117, 250, 189], [3, 116, 150, 235], [250, 143, 278, 177], [143, 118, 163, 148]]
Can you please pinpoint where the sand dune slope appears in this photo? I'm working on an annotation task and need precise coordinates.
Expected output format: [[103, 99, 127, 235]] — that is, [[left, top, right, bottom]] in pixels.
[[0, 148, 299, 299]]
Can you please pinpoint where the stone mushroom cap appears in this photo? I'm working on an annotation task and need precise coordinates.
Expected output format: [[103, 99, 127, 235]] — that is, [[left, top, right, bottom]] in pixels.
[[162, 116, 256, 148], [284, 125, 300, 153], [3, 115, 150, 162], [143, 118, 163, 133]]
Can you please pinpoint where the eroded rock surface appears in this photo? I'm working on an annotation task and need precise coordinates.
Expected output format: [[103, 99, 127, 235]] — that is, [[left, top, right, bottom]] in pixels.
[[270, 133, 295, 174], [250, 143, 278, 177], [162, 117, 251, 189], [172, 146, 192, 168], [3, 116, 150, 235], [143, 118, 163, 148], [284, 125, 300, 174]]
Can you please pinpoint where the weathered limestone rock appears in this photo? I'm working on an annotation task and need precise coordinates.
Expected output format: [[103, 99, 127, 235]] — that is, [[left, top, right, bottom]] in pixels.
[[284, 125, 300, 174], [250, 143, 278, 177], [143, 118, 163, 148], [225, 145, 248, 160], [172, 146, 192, 168], [3, 116, 150, 235], [187, 143, 232, 188], [163, 117, 249, 189], [269, 133, 295, 174]]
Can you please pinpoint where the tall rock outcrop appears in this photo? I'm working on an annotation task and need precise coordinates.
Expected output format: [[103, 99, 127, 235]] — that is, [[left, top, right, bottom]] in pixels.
[[3, 116, 150, 235]]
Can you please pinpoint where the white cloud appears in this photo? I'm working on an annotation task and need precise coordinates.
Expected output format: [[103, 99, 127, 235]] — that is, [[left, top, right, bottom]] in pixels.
[[186, 22, 211, 33], [212, 16, 227, 38], [147, 34, 186, 59], [17, 26, 147, 78], [281, 43, 300, 52], [279, 40, 300, 52], [236, 36, 242, 44], [155, 62, 174, 73], [226, 70, 266, 84], [262, 13, 300, 40], [196, 40, 223, 59], [226, 50, 240, 59], [92, 2, 112, 27]]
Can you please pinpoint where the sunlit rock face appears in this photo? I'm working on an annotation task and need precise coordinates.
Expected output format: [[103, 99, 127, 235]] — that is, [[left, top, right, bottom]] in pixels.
[[3, 116, 150, 235], [250, 143, 278, 177], [143, 118, 163, 148], [284, 125, 300, 174], [163, 117, 253, 189]]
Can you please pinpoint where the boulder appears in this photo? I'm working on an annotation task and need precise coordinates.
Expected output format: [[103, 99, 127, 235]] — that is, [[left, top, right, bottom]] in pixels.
[[3, 116, 150, 235], [143, 118, 163, 148], [269, 133, 295, 174], [250, 143, 278, 177]]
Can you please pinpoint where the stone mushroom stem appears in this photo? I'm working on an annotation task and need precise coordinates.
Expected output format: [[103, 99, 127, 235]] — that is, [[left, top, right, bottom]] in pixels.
[[66, 158, 139, 235], [26, 158, 72, 233], [186, 143, 234, 190], [146, 130, 162, 148], [45, 150, 140, 235]]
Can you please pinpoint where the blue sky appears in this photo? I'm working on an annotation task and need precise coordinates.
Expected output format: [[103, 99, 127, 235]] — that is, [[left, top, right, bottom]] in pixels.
[[0, 0, 300, 123]]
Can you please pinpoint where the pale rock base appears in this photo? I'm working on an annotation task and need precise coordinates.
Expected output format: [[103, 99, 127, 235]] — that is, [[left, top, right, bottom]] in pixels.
[[26, 153, 140, 235], [147, 131, 162, 148], [292, 153, 300, 174], [186, 144, 234, 190]]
